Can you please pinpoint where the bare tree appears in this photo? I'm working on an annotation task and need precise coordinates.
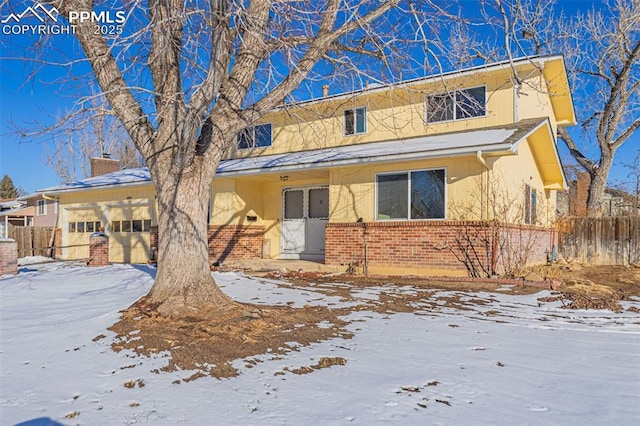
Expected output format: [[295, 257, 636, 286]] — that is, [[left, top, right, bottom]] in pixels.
[[619, 150, 640, 215], [3, 0, 470, 319], [553, 0, 639, 217], [45, 97, 143, 182]]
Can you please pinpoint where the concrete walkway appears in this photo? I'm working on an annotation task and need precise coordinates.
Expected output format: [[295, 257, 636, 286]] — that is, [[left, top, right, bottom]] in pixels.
[[220, 258, 344, 274]]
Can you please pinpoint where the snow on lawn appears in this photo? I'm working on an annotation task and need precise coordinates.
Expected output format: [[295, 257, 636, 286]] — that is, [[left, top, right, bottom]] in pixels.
[[1, 264, 639, 425]]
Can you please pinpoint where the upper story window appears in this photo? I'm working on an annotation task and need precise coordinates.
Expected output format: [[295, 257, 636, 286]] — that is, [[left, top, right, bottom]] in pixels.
[[426, 86, 486, 123], [237, 123, 272, 149], [37, 199, 46, 216], [376, 168, 446, 220], [344, 107, 366, 135]]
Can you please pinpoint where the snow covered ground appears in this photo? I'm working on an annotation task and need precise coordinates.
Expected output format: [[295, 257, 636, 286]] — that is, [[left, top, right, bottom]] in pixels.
[[1, 263, 639, 425]]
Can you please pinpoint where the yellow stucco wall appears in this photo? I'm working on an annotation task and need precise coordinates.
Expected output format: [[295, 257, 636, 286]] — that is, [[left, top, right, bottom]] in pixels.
[[227, 59, 570, 160], [58, 185, 156, 262]]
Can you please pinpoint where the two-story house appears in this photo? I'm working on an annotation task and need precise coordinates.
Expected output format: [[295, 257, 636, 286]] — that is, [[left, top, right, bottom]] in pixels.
[[38, 55, 575, 275]]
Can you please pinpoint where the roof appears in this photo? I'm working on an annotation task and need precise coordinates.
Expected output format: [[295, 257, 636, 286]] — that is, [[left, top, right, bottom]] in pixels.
[[39, 168, 152, 194], [0, 199, 24, 210], [16, 192, 45, 201], [218, 118, 547, 176], [0, 205, 34, 217], [38, 118, 565, 194]]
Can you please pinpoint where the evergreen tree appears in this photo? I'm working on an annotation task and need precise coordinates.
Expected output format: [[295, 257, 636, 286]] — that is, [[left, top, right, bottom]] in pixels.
[[0, 175, 20, 199]]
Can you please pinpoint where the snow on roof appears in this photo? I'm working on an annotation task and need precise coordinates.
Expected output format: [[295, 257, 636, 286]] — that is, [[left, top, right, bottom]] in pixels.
[[0, 199, 24, 209], [38, 119, 548, 194], [217, 118, 547, 177], [39, 168, 152, 194]]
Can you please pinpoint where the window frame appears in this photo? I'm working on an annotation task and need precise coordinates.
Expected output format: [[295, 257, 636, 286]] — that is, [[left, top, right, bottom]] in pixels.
[[37, 199, 47, 216], [425, 85, 487, 124], [375, 167, 447, 221], [343, 106, 367, 136], [237, 122, 273, 149]]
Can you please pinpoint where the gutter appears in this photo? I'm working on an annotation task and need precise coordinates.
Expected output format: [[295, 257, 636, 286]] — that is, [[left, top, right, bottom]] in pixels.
[[217, 143, 515, 178]]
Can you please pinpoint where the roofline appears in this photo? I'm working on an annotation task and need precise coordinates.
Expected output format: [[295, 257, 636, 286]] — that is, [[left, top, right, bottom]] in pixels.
[[38, 178, 152, 196], [277, 54, 566, 110], [217, 143, 515, 178], [538, 120, 568, 190]]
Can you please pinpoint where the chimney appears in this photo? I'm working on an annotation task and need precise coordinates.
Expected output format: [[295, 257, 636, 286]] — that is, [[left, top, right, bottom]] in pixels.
[[322, 85, 329, 97], [90, 155, 120, 177]]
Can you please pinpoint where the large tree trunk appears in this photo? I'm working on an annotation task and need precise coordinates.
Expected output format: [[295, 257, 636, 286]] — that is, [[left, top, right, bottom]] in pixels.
[[586, 154, 613, 217], [147, 162, 235, 317]]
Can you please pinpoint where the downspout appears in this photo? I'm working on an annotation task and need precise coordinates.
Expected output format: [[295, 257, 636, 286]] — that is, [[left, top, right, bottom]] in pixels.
[[476, 150, 496, 275], [476, 150, 490, 220]]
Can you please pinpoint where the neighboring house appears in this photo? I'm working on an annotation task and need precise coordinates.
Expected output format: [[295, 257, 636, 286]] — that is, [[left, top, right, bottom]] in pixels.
[[557, 172, 640, 217], [37, 55, 575, 275], [16, 193, 59, 227], [0, 198, 33, 239]]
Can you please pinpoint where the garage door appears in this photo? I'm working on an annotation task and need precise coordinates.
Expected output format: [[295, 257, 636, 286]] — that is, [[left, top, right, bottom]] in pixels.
[[109, 204, 153, 264], [65, 208, 103, 260]]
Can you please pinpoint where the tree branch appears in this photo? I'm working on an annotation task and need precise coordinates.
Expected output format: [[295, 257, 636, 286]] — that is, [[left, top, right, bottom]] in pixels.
[[557, 126, 597, 173], [56, 1, 155, 159]]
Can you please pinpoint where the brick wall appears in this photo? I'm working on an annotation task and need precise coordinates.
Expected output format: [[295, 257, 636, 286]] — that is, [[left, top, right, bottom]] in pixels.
[[148, 225, 265, 264], [208, 225, 265, 262], [0, 239, 18, 275], [326, 221, 556, 276], [87, 234, 109, 267]]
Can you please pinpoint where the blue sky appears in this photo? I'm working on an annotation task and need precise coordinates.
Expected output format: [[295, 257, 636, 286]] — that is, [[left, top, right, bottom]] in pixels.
[[0, 0, 638, 195]]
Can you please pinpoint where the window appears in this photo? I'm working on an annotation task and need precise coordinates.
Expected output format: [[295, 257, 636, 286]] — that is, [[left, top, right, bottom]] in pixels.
[[237, 123, 272, 149], [524, 184, 538, 225], [376, 169, 446, 220], [344, 107, 366, 135], [426, 86, 486, 123], [37, 199, 46, 216], [110, 219, 151, 232]]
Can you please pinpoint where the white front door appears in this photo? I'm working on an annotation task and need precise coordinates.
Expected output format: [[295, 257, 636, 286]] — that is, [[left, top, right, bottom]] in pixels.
[[281, 186, 328, 260]]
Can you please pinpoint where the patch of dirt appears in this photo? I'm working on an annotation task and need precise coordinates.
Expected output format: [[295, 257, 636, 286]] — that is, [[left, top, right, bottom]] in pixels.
[[528, 264, 640, 312], [109, 297, 352, 379]]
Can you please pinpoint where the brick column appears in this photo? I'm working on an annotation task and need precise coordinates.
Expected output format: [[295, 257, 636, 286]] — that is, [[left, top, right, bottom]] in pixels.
[[88, 233, 109, 267], [0, 239, 18, 275]]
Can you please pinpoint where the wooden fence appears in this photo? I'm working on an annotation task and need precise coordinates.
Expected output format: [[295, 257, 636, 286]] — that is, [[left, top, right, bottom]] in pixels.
[[8, 226, 56, 258], [557, 216, 640, 265]]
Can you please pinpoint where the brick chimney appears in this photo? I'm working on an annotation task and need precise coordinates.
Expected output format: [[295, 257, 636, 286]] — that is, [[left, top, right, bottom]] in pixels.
[[90, 154, 120, 177], [569, 172, 590, 216]]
